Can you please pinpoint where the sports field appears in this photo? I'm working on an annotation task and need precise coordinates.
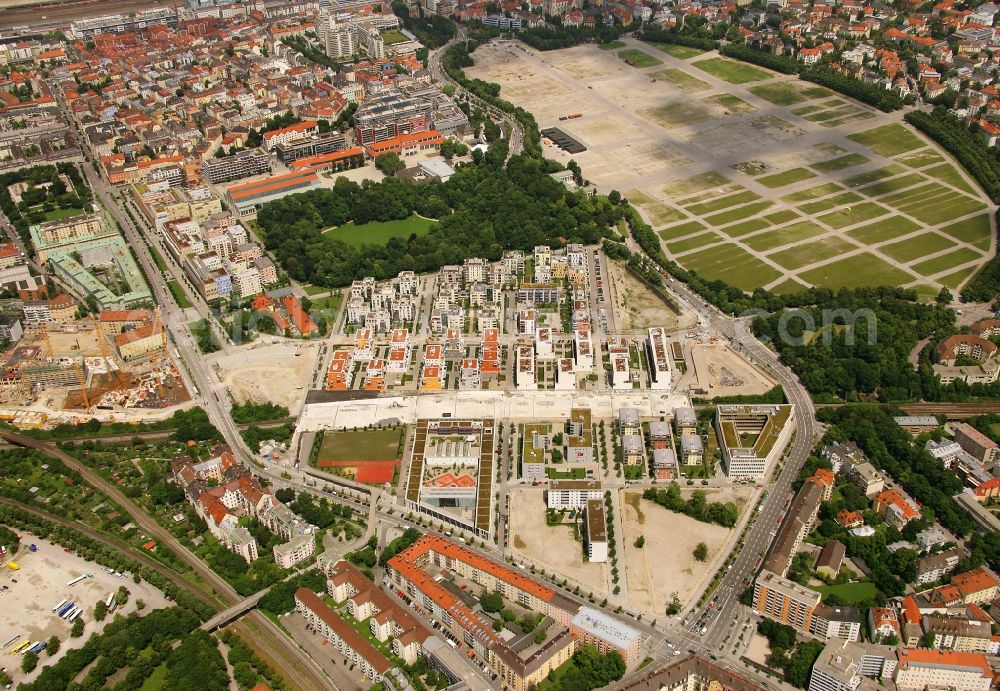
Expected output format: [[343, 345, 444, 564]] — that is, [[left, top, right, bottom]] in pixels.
[[324, 215, 436, 248], [465, 40, 996, 295], [316, 428, 404, 462], [314, 427, 405, 484]]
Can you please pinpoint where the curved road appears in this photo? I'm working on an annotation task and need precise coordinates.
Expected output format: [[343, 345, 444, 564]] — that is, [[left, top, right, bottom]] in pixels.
[[0, 429, 336, 691]]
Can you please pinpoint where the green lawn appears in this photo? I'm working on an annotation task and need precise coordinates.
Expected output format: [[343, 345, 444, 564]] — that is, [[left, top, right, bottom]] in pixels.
[[685, 189, 759, 215], [921, 163, 978, 195], [743, 221, 827, 252], [899, 194, 987, 225], [846, 216, 922, 245], [324, 215, 436, 248], [721, 218, 770, 237], [648, 42, 705, 59], [667, 231, 722, 254], [139, 662, 168, 691], [798, 192, 863, 215], [800, 252, 915, 289], [546, 466, 586, 479], [844, 165, 907, 188], [148, 242, 168, 272], [659, 220, 706, 240], [848, 124, 924, 157], [896, 149, 944, 168], [818, 202, 888, 229], [938, 214, 992, 250], [43, 206, 86, 222], [748, 82, 808, 106], [757, 168, 817, 189], [316, 428, 404, 463], [912, 248, 983, 276], [771, 277, 807, 294], [812, 581, 878, 605], [768, 237, 858, 270], [598, 40, 627, 50], [381, 29, 410, 45], [811, 153, 870, 173], [938, 266, 979, 289], [618, 48, 663, 68], [650, 68, 711, 92], [167, 280, 193, 309], [858, 173, 926, 198], [763, 209, 800, 225], [782, 182, 843, 203], [310, 292, 343, 314], [703, 201, 773, 227], [692, 57, 773, 84], [682, 244, 781, 291], [879, 232, 957, 263], [302, 283, 331, 296]]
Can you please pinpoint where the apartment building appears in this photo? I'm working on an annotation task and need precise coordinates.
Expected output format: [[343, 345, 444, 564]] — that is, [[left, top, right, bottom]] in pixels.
[[262, 120, 319, 151], [583, 499, 608, 563], [893, 649, 992, 691], [848, 462, 885, 499], [951, 567, 999, 604], [763, 476, 825, 575], [674, 406, 697, 436], [874, 488, 920, 529], [323, 558, 432, 665], [921, 615, 993, 652], [811, 605, 862, 642], [202, 147, 271, 184], [547, 480, 601, 510], [915, 548, 963, 584], [753, 571, 822, 635], [294, 588, 392, 682], [646, 326, 673, 390], [953, 423, 998, 464], [274, 131, 348, 163], [566, 408, 593, 463], [569, 607, 642, 665]]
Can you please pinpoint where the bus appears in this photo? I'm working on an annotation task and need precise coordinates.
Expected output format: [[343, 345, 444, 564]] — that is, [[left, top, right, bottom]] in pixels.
[[52, 599, 68, 613], [105, 593, 114, 608], [67, 608, 82, 622], [64, 606, 81, 621], [10, 641, 31, 655], [2, 634, 20, 648], [27, 641, 46, 655], [57, 602, 74, 618], [67, 575, 86, 587]]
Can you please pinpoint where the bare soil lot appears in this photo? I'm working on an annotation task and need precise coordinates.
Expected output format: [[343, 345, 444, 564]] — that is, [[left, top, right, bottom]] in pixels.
[[607, 259, 698, 334], [620, 491, 736, 614], [214, 342, 318, 412], [0, 535, 169, 686], [507, 487, 608, 596], [688, 341, 776, 398]]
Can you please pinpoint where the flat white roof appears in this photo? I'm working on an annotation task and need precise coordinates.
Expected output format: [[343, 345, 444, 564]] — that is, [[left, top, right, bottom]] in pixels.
[[571, 606, 640, 651]]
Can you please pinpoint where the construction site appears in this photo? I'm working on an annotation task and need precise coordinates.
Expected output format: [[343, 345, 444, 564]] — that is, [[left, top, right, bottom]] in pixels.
[[0, 308, 189, 419]]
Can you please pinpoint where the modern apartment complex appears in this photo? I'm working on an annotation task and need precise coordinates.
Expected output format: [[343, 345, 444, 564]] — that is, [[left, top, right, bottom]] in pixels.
[[715, 404, 795, 480]]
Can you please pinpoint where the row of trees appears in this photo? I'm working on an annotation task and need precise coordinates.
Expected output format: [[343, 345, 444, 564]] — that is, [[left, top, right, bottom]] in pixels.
[[801, 65, 905, 112], [517, 23, 631, 51], [906, 108, 1000, 204], [637, 26, 719, 51], [642, 483, 740, 527], [255, 155, 619, 287]]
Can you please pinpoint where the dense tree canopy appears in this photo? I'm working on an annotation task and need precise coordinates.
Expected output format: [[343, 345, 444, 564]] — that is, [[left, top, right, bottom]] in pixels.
[[256, 157, 619, 287]]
